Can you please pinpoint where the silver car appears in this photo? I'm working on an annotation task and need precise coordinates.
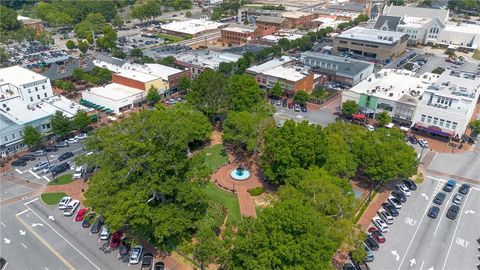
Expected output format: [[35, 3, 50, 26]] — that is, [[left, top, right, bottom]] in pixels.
[[452, 193, 464, 205], [32, 161, 50, 172]]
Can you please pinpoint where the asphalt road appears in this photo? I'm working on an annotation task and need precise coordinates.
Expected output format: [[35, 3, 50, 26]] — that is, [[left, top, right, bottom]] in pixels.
[[368, 174, 480, 270], [428, 151, 480, 182]]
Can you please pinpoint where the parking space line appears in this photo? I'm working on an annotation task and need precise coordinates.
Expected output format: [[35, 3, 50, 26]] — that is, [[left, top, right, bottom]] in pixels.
[[15, 169, 24, 174], [43, 176, 51, 182], [16, 209, 29, 216], [25, 204, 102, 270], [433, 191, 456, 237], [15, 215, 75, 270], [441, 191, 472, 270], [25, 198, 39, 205], [28, 170, 41, 179]]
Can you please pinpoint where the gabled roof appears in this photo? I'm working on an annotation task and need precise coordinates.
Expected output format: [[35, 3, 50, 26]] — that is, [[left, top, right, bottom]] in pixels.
[[256, 16, 286, 24], [383, 4, 449, 23], [374, 15, 402, 31]]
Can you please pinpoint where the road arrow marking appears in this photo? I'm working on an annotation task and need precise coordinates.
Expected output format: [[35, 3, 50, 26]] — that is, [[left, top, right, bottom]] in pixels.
[[48, 216, 55, 221], [19, 230, 26, 236], [427, 267, 434, 270], [21, 242, 28, 249], [465, 210, 475, 214], [391, 250, 400, 261], [410, 258, 416, 267], [4, 238, 11, 244], [421, 193, 429, 200], [32, 223, 43, 227]]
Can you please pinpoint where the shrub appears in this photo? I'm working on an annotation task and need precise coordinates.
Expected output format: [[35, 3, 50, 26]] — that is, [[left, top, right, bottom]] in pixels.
[[247, 187, 265, 196]]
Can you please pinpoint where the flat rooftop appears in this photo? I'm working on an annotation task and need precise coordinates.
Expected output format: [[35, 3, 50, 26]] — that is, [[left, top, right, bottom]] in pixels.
[[0, 65, 48, 87], [222, 23, 257, 33], [246, 56, 294, 75], [255, 16, 286, 24], [161, 19, 225, 35], [38, 95, 93, 118], [144, 64, 184, 80], [301, 52, 373, 77], [262, 65, 310, 82], [116, 69, 159, 83], [444, 23, 480, 34], [336, 27, 407, 45], [281, 11, 313, 19], [85, 83, 144, 101], [0, 96, 51, 125], [176, 50, 242, 69], [426, 70, 480, 101]]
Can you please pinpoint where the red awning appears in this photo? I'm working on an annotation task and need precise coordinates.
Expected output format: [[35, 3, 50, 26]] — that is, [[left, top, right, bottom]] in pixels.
[[352, 113, 366, 119]]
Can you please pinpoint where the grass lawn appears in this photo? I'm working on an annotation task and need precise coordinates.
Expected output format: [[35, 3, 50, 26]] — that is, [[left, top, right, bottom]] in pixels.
[[48, 174, 73, 186], [155, 33, 184, 44], [473, 49, 480, 60], [41, 192, 67, 205], [203, 182, 241, 224], [204, 144, 228, 171]]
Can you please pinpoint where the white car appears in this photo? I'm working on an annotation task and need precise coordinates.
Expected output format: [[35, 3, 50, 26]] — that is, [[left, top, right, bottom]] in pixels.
[[58, 196, 72, 210], [73, 166, 84, 179], [67, 138, 78, 144], [129, 245, 143, 264], [32, 161, 50, 172], [388, 196, 402, 209], [378, 210, 393, 225], [63, 200, 80, 216], [366, 125, 374, 131], [396, 184, 411, 196], [418, 139, 429, 148], [100, 226, 110, 240], [75, 133, 87, 140], [372, 216, 389, 233], [276, 120, 285, 128]]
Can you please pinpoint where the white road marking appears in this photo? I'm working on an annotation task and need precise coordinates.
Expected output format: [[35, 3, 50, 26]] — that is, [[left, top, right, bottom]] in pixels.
[[25, 198, 39, 205], [15, 169, 24, 174], [28, 170, 41, 179], [45, 267, 49, 270], [433, 191, 456, 237], [420, 260, 425, 270], [409, 258, 416, 267], [19, 229, 26, 236], [391, 250, 399, 261], [4, 238, 11, 244], [0, 222, 6, 228], [43, 176, 51, 182], [48, 216, 55, 221], [421, 193, 429, 200], [26, 204, 102, 270], [21, 242, 28, 249], [464, 210, 475, 214], [16, 209, 29, 216], [441, 191, 471, 270], [455, 237, 469, 248], [32, 223, 43, 227]]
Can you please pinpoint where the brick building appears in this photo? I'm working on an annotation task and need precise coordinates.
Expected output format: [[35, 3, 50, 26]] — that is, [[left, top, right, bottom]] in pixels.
[[112, 70, 168, 93], [255, 16, 291, 34], [220, 24, 261, 45], [281, 11, 317, 29]]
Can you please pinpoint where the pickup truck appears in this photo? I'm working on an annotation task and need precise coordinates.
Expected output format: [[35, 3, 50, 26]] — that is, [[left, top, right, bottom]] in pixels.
[[141, 253, 153, 270]]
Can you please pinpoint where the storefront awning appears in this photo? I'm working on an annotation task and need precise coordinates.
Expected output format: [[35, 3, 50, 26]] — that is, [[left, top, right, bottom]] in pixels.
[[414, 123, 455, 137], [352, 113, 366, 119]]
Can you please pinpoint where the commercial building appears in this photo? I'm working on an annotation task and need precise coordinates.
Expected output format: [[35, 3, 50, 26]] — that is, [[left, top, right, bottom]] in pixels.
[[246, 56, 294, 77], [160, 19, 225, 37], [333, 27, 408, 60], [175, 50, 242, 77], [17, 15, 44, 35], [0, 65, 53, 105], [300, 52, 374, 86], [81, 83, 145, 114], [143, 64, 189, 90], [220, 24, 261, 45], [411, 70, 480, 138], [112, 69, 168, 92], [255, 16, 291, 34], [281, 11, 317, 29]]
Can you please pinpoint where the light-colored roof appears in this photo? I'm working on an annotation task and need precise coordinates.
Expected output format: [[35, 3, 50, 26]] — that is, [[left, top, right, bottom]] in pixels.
[[336, 26, 407, 44], [84, 83, 144, 101], [424, 70, 480, 101], [0, 66, 49, 87], [37, 95, 93, 118], [444, 23, 480, 34], [222, 23, 258, 33], [161, 19, 224, 35], [144, 64, 184, 80], [0, 96, 51, 125], [246, 56, 294, 75], [383, 4, 448, 23], [256, 16, 286, 24], [261, 34, 303, 42], [301, 52, 373, 77], [281, 11, 313, 19], [116, 69, 159, 83], [262, 66, 310, 82], [176, 50, 242, 69]]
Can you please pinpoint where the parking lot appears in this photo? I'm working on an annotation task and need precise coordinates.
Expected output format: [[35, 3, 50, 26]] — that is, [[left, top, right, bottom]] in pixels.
[[368, 175, 480, 270], [273, 102, 337, 127]]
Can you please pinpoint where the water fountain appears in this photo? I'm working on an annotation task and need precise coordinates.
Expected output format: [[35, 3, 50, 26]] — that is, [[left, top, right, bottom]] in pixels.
[[229, 166, 251, 181]]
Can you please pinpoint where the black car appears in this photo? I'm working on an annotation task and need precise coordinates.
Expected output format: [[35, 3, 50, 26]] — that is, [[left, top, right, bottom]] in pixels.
[[301, 106, 307, 112], [281, 99, 287, 107], [443, 180, 456, 192], [355, 261, 370, 270], [458, 184, 471, 195], [56, 141, 69, 148], [45, 146, 58, 152], [18, 155, 36, 161], [408, 136, 418, 144], [11, 159, 27, 166], [364, 235, 379, 251], [154, 262, 165, 270], [392, 190, 406, 203], [82, 213, 96, 228], [119, 238, 131, 256], [91, 216, 104, 233], [0, 257, 6, 270], [141, 253, 154, 270], [446, 205, 460, 220], [433, 192, 446, 205], [382, 203, 399, 217], [51, 162, 70, 177], [403, 179, 417, 190], [427, 206, 440, 218], [58, 151, 74, 161], [343, 263, 357, 270]]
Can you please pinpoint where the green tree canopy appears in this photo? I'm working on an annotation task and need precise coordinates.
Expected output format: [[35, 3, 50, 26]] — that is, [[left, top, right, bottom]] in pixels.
[[157, 56, 176, 67], [23, 125, 42, 148], [131, 0, 162, 22], [469, 120, 480, 135], [177, 76, 190, 94], [146, 86, 161, 105], [78, 41, 89, 54], [72, 110, 91, 132], [293, 90, 310, 106], [74, 13, 106, 39], [223, 111, 270, 155], [66, 40, 75, 50], [113, 14, 124, 28], [376, 111, 392, 126], [268, 81, 284, 99], [226, 74, 264, 112], [51, 111, 72, 138], [341, 100, 359, 117], [130, 48, 143, 61], [97, 24, 117, 51], [0, 5, 21, 32]]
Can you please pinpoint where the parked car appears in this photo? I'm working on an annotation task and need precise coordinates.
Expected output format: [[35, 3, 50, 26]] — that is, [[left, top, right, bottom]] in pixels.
[[32, 150, 46, 157], [294, 103, 301, 112], [396, 184, 411, 196], [51, 162, 70, 177], [418, 139, 429, 148], [75, 208, 88, 221], [403, 179, 417, 190], [58, 196, 72, 210], [363, 245, 374, 262], [365, 125, 374, 131], [275, 100, 281, 106], [368, 227, 385, 243], [154, 262, 165, 270], [433, 192, 446, 205], [452, 193, 464, 205], [388, 196, 402, 209], [11, 159, 27, 167], [67, 138, 78, 144], [75, 133, 87, 140], [100, 226, 110, 240], [427, 206, 440, 219], [56, 141, 69, 148], [446, 205, 460, 220], [301, 106, 307, 113], [45, 146, 58, 152], [392, 190, 406, 203], [408, 136, 418, 144], [458, 184, 470, 195], [63, 200, 80, 216], [372, 216, 389, 233], [382, 203, 399, 217], [343, 263, 357, 270], [129, 245, 143, 264], [17, 155, 36, 162], [58, 152, 74, 161], [110, 231, 123, 248], [288, 102, 293, 109], [378, 210, 393, 225], [91, 216, 104, 233], [281, 99, 287, 107], [82, 213, 96, 228], [443, 179, 456, 192], [364, 235, 379, 251], [43, 164, 56, 174], [119, 238, 131, 256], [32, 161, 50, 172], [73, 166, 84, 179], [141, 253, 154, 270]]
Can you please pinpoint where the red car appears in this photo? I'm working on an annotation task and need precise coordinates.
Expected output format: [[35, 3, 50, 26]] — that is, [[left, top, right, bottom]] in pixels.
[[110, 231, 123, 248], [368, 227, 385, 244], [75, 208, 88, 221]]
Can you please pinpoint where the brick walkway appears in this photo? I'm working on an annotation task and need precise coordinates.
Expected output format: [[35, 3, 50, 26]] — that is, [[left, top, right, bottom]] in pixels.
[[211, 162, 265, 218], [43, 179, 88, 203]]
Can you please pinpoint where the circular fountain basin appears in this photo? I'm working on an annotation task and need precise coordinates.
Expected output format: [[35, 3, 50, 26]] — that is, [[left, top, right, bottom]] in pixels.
[[229, 168, 251, 181]]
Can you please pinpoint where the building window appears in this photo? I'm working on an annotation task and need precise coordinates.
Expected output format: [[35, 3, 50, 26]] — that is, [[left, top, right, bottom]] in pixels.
[[452, 122, 457, 130], [44, 93, 47, 97], [4, 136, 8, 142], [37, 94, 41, 99], [28, 89, 31, 93], [421, 114, 426, 122], [433, 117, 438, 125], [30, 97, 33, 102], [35, 87, 38, 91], [42, 85, 45, 89], [47, 123, 51, 128], [11, 134, 15, 139], [439, 119, 445, 127], [427, 116, 432, 123], [446, 121, 451, 128]]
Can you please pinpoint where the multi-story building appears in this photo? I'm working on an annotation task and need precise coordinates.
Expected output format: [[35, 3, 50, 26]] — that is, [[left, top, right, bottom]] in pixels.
[[411, 70, 480, 139], [160, 19, 225, 37], [220, 24, 261, 45], [81, 83, 145, 114], [333, 27, 408, 60], [143, 64, 190, 91], [281, 11, 317, 29], [255, 16, 291, 34], [300, 51, 374, 86], [17, 16, 44, 35], [175, 50, 242, 77], [112, 70, 168, 93], [0, 66, 53, 106]]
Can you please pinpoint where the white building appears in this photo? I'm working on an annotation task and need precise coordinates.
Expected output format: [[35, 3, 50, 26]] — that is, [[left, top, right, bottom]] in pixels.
[[0, 65, 53, 105], [412, 70, 480, 138], [81, 83, 145, 114], [160, 18, 225, 37]]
